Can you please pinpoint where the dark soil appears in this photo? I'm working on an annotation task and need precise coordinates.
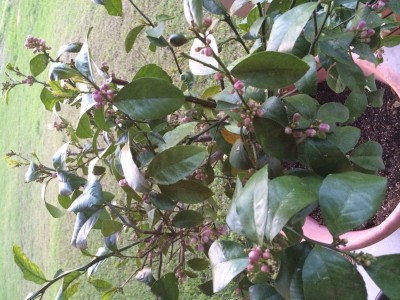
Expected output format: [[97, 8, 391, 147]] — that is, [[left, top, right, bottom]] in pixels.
[[310, 81, 400, 230]]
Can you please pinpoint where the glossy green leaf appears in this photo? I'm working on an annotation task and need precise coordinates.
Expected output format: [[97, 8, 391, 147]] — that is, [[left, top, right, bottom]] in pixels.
[[114, 78, 185, 120], [203, 0, 227, 15], [101, 220, 123, 237], [57, 171, 86, 196], [151, 273, 179, 300], [318, 32, 354, 64], [68, 179, 103, 213], [160, 122, 197, 151], [316, 102, 349, 124], [159, 180, 212, 204], [71, 210, 101, 249], [76, 113, 93, 138], [265, 176, 317, 241], [56, 42, 83, 60], [320, 172, 387, 236], [229, 139, 253, 170], [231, 52, 309, 89], [55, 271, 82, 300], [40, 87, 58, 111], [187, 258, 209, 271], [254, 117, 298, 160], [49, 63, 82, 81], [350, 141, 384, 171], [30, 54, 49, 77], [52, 142, 70, 170], [226, 177, 244, 235], [147, 145, 207, 185], [275, 243, 312, 300], [44, 201, 65, 219], [133, 64, 172, 82], [327, 126, 360, 154], [284, 94, 318, 121], [209, 240, 248, 293], [172, 210, 204, 228], [260, 96, 288, 127], [381, 35, 400, 48], [235, 164, 269, 244], [353, 43, 377, 64], [364, 254, 400, 300], [336, 61, 365, 93], [75, 28, 94, 83], [89, 278, 113, 292], [104, 0, 122, 16], [267, 2, 318, 52], [295, 55, 317, 95], [102, 288, 118, 300], [13, 244, 48, 284], [304, 139, 352, 177], [125, 25, 145, 53], [183, 0, 203, 26], [25, 161, 40, 183], [326, 66, 346, 93], [120, 144, 151, 193], [93, 108, 111, 131], [302, 246, 367, 300], [149, 192, 175, 210], [367, 89, 385, 108], [249, 284, 283, 300], [198, 280, 214, 296], [345, 91, 368, 122]]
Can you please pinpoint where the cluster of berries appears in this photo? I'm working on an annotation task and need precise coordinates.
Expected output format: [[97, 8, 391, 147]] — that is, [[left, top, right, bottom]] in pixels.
[[237, 99, 264, 133], [246, 246, 273, 274], [355, 20, 375, 43], [370, 0, 390, 10], [24, 35, 51, 53], [189, 225, 227, 252], [194, 168, 208, 181], [92, 82, 115, 108], [22, 76, 34, 86], [285, 113, 330, 139]]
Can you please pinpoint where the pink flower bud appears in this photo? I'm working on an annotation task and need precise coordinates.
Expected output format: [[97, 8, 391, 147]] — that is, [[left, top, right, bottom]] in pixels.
[[260, 264, 270, 273], [197, 244, 204, 252], [214, 72, 224, 81], [357, 20, 367, 30], [93, 91, 103, 103], [234, 80, 244, 90], [247, 264, 254, 272], [118, 178, 128, 187], [256, 108, 264, 117], [306, 128, 317, 137], [284, 127, 293, 135], [367, 28, 375, 37], [243, 117, 252, 126], [263, 250, 271, 259], [202, 236, 210, 243], [203, 47, 213, 57], [292, 113, 301, 122], [191, 236, 198, 244], [203, 17, 213, 28], [319, 123, 330, 133], [248, 250, 260, 263]]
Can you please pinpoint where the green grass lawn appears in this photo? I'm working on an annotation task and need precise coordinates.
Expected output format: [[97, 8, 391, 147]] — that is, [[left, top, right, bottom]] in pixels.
[[0, 1, 243, 299]]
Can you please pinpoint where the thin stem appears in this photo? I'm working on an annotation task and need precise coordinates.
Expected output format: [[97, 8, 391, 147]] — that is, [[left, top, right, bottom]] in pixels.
[[224, 15, 249, 53], [186, 115, 229, 145], [309, 2, 332, 55], [127, 0, 154, 26], [289, 0, 296, 9], [180, 53, 223, 73], [257, 3, 266, 50], [185, 95, 216, 108], [168, 46, 183, 74], [27, 236, 152, 299], [332, 15, 355, 30]]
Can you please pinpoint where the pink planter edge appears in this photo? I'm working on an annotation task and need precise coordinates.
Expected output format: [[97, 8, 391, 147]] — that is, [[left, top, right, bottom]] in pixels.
[[303, 57, 400, 251]]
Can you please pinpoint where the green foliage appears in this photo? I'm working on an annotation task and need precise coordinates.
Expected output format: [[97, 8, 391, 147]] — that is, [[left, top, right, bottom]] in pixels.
[[4, 0, 400, 299]]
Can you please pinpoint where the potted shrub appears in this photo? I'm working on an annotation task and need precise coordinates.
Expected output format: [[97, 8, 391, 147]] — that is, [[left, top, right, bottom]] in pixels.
[[3, 0, 400, 299]]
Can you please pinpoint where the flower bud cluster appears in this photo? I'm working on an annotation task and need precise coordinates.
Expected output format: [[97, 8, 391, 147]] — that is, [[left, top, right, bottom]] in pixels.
[[194, 168, 208, 181], [354, 251, 376, 267], [238, 99, 264, 133], [369, 0, 390, 11], [375, 48, 384, 59], [246, 246, 274, 275], [24, 35, 51, 53], [354, 20, 375, 43], [22, 76, 34, 86], [214, 72, 224, 81], [189, 225, 227, 252], [285, 113, 330, 140], [195, 34, 214, 57], [92, 82, 115, 109]]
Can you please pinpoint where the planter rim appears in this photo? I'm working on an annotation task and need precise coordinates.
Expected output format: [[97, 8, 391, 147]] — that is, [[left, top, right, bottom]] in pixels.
[[303, 56, 400, 251]]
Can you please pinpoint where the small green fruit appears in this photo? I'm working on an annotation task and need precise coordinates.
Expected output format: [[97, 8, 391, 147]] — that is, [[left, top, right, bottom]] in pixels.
[[168, 33, 188, 47]]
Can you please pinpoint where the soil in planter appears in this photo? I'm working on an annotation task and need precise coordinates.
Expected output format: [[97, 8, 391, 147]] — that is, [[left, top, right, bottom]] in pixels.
[[310, 81, 400, 230]]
